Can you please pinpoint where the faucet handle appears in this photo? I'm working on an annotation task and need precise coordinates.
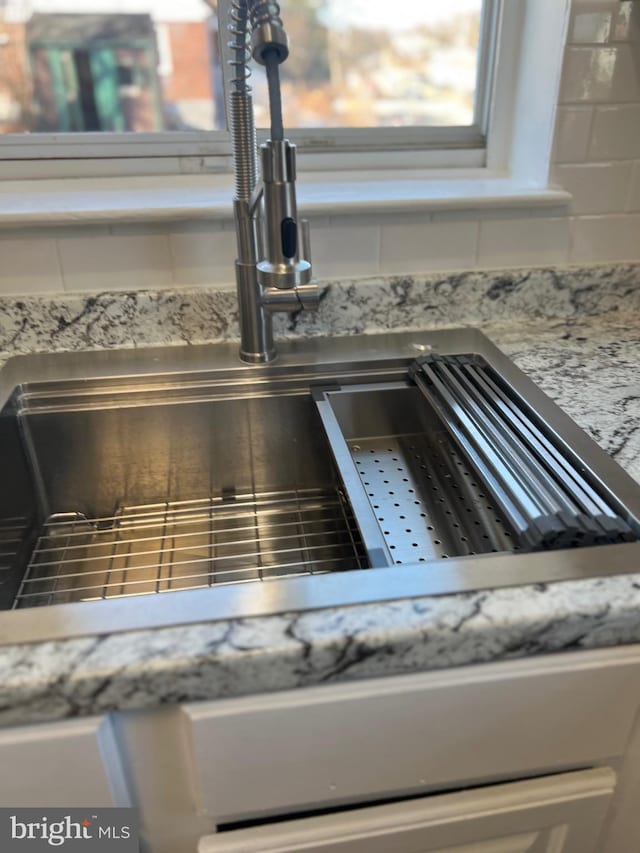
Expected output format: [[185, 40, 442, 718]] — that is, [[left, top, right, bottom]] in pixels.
[[300, 218, 312, 268]]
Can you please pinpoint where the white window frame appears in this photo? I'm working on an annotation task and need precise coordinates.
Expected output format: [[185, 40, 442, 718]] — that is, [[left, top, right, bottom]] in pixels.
[[0, 0, 500, 176], [0, 0, 571, 220]]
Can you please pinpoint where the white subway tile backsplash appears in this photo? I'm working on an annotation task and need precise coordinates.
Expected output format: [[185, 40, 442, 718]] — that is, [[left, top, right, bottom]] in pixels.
[[553, 161, 633, 212], [560, 45, 640, 103], [169, 222, 235, 287], [478, 217, 571, 267], [553, 106, 594, 162], [627, 162, 640, 211], [570, 8, 613, 44], [613, 1, 640, 42], [108, 222, 169, 238], [379, 220, 478, 274], [58, 231, 173, 291], [0, 237, 62, 295], [571, 214, 640, 262], [589, 105, 640, 160], [312, 220, 380, 279]]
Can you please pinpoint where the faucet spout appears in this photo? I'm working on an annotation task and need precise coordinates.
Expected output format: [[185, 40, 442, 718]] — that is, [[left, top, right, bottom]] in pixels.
[[222, 0, 318, 364]]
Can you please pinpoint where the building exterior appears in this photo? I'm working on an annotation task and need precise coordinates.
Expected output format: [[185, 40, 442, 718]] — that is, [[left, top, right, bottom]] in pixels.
[[0, 0, 220, 134], [27, 13, 163, 132]]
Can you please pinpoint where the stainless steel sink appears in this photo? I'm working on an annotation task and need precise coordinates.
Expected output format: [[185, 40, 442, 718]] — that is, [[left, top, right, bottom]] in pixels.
[[1, 329, 639, 646]]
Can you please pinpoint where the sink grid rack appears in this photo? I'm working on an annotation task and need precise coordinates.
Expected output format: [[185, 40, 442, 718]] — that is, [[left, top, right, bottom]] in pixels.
[[13, 488, 369, 608]]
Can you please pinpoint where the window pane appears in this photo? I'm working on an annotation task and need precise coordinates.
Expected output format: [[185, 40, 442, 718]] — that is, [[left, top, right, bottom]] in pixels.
[[0, 0, 482, 134], [264, 0, 483, 129]]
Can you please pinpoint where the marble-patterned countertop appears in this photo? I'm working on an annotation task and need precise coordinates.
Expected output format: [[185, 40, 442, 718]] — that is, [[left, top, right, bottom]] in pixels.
[[0, 264, 639, 726]]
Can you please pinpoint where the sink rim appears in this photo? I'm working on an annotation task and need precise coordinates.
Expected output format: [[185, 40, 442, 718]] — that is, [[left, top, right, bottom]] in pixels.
[[1, 328, 639, 647], [0, 328, 490, 413], [3, 541, 640, 646]]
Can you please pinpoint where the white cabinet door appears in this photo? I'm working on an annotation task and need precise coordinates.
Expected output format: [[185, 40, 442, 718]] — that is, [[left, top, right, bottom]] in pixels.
[[183, 646, 640, 822], [198, 767, 615, 853], [0, 715, 130, 807]]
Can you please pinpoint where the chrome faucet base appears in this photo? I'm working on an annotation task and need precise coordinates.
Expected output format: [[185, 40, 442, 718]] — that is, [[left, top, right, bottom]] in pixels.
[[235, 259, 276, 363], [240, 349, 275, 365]]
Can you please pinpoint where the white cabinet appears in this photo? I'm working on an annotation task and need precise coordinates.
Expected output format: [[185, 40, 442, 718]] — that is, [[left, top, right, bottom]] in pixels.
[[0, 715, 130, 808], [2, 646, 640, 853], [182, 646, 640, 823], [198, 767, 616, 853]]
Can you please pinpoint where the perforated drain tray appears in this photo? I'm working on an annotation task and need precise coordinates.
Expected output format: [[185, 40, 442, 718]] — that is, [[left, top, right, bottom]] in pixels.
[[314, 355, 638, 568]]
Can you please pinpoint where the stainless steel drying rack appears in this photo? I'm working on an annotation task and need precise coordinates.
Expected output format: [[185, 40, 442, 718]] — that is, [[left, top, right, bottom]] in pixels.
[[14, 489, 366, 609]]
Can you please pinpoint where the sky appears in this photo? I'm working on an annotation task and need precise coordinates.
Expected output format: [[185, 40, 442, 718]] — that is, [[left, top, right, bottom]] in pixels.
[[321, 0, 482, 31], [18, 0, 482, 26], [15, 0, 211, 22]]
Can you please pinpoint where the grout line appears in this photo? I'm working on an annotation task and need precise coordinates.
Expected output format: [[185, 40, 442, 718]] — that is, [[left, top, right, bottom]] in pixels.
[[471, 219, 481, 267], [560, 99, 640, 108], [585, 103, 595, 148], [166, 230, 179, 286], [565, 41, 635, 49], [555, 158, 638, 168], [476, 217, 486, 267], [567, 216, 577, 264], [624, 162, 637, 214], [53, 236, 67, 291]]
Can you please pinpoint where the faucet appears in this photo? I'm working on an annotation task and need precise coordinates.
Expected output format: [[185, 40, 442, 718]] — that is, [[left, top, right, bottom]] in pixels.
[[221, 0, 319, 363]]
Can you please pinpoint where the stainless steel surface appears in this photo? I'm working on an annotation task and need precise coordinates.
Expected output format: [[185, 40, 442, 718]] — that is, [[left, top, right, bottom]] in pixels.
[[257, 140, 312, 289], [350, 434, 515, 564], [316, 383, 520, 566], [262, 282, 320, 313], [225, 0, 317, 363], [0, 329, 640, 645], [15, 489, 366, 608], [316, 373, 637, 569], [410, 356, 634, 548], [0, 519, 26, 597]]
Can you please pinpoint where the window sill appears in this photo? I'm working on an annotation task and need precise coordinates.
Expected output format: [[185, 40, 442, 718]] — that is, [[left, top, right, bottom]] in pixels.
[[0, 173, 570, 228]]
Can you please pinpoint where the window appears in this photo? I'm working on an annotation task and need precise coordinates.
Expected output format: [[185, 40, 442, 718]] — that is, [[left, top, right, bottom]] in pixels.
[[0, 0, 571, 215], [0, 0, 499, 173]]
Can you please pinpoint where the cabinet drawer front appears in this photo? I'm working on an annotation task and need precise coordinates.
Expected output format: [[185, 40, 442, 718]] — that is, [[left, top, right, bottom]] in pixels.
[[198, 767, 616, 853], [183, 647, 640, 821], [0, 715, 129, 807]]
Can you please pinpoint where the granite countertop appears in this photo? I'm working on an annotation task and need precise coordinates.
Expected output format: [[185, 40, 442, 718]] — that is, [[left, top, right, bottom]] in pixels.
[[0, 264, 638, 727]]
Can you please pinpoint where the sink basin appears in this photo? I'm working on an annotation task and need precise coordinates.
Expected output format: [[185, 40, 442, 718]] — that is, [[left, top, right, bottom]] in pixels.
[[3, 391, 368, 609], [1, 329, 639, 645]]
